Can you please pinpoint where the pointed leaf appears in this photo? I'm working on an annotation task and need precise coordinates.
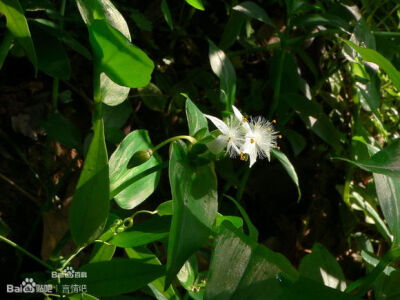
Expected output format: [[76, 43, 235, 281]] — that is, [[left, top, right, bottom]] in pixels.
[[0, 0, 37, 72], [109, 130, 161, 209], [185, 95, 209, 136], [271, 149, 301, 201], [185, 0, 204, 11], [233, 1, 273, 27], [165, 141, 218, 287], [69, 119, 109, 246], [89, 19, 154, 89]]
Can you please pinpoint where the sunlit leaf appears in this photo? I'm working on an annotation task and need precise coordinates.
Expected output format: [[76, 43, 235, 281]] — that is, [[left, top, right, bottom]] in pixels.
[[0, 0, 37, 72], [344, 40, 400, 91], [165, 141, 218, 287], [299, 243, 346, 291], [109, 130, 161, 209], [208, 40, 236, 110], [185, 0, 204, 11], [233, 1, 273, 27]]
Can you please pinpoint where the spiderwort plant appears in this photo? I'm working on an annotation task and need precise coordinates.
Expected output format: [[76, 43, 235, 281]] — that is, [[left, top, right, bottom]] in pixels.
[[205, 105, 279, 167]]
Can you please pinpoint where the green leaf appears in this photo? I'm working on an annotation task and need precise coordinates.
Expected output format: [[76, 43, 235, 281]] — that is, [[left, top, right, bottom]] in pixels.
[[161, 0, 173, 30], [68, 293, 99, 300], [208, 40, 236, 110], [165, 141, 218, 287], [204, 222, 298, 299], [69, 119, 109, 246], [337, 139, 400, 177], [76, 0, 132, 105], [185, 0, 204, 11], [0, 0, 37, 72], [109, 216, 170, 248], [343, 40, 400, 91], [374, 173, 400, 246], [41, 113, 82, 150], [219, 11, 246, 50], [89, 19, 154, 89], [109, 130, 161, 209], [232, 1, 273, 27], [299, 243, 346, 291], [156, 200, 173, 216], [30, 22, 70, 79], [71, 258, 164, 297], [138, 83, 166, 112], [215, 214, 243, 230], [271, 149, 301, 201], [125, 247, 178, 300], [185, 95, 209, 136]]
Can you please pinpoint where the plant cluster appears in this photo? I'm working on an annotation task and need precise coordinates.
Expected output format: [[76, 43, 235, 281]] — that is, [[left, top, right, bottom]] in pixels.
[[0, 0, 400, 299]]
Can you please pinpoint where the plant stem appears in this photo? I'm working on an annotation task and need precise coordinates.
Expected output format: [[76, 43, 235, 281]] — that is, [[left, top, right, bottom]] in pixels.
[[60, 246, 85, 270], [236, 167, 251, 202], [0, 235, 54, 270], [152, 135, 197, 152]]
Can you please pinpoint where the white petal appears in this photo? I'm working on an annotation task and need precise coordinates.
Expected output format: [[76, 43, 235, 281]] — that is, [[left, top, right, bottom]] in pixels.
[[207, 135, 227, 154], [204, 114, 229, 134], [242, 140, 257, 167], [232, 105, 244, 121], [232, 105, 251, 132], [227, 140, 240, 157]]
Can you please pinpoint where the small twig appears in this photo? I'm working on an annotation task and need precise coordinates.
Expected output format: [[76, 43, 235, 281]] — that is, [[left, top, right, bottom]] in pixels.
[[0, 172, 41, 206], [0, 235, 54, 270]]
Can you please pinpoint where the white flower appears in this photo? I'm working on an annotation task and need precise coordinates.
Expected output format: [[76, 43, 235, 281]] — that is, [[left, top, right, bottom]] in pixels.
[[239, 116, 278, 168], [204, 113, 245, 157]]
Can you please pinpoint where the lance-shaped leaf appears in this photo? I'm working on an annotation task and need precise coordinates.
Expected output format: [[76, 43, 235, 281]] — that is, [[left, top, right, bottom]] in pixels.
[[185, 95, 209, 137], [76, 0, 132, 106], [185, 0, 204, 11], [0, 0, 37, 72], [233, 1, 273, 27], [208, 40, 236, 110], [271, 149, 301, 201], [205, 222, 298, 299], [165, 141, 218, 287], [69, 119, 109, 246], [299, 243, 346, 291], [343, 40, 400, 91], [374, 174, 400, 246], [109, 130, 161, 209], [67, 258, 164, 297], [337, 139, 400, 177], [89, 19, 154, 89]]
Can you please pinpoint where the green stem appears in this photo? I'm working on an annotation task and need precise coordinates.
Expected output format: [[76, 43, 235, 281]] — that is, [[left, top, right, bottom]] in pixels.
[[60, 246, 85, 270], [0, 235, 54, 270], [152, 135, 197, 152]]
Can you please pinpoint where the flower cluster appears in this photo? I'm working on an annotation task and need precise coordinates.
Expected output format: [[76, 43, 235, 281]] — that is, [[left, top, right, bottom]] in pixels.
[[204, 106, 278, 167]]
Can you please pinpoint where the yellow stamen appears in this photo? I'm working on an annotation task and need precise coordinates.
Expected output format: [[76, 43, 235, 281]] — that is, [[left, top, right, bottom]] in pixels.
[[240, 152, 246, 161], [227, 137, 232, 142], [254, 125, 260, 129], [277, 146, 281, 150], [278, 135, 282, 139], [242, 117, 248, 123], [272, 119, 277, 124], [250, 138, 255, 144]]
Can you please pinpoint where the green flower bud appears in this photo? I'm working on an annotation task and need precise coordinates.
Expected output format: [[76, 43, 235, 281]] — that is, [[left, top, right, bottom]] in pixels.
[[127, 149, 153, 168]]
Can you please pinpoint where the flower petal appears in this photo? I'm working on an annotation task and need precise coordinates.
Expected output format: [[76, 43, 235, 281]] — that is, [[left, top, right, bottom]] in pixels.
[[206, 135, 228, 154], [204, 114, 229, 134], [232, 105, 251, 132]]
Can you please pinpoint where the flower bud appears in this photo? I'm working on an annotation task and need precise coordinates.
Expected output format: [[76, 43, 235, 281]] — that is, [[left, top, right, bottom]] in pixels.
[[127, 149, 153, 168]]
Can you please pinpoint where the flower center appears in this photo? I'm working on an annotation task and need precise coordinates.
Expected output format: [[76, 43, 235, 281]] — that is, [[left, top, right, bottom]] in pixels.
[[250, 138, 255, 144], [240, 152, 246, 160], [242, 117, 248, 123], [227, 137, 232, 142]]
